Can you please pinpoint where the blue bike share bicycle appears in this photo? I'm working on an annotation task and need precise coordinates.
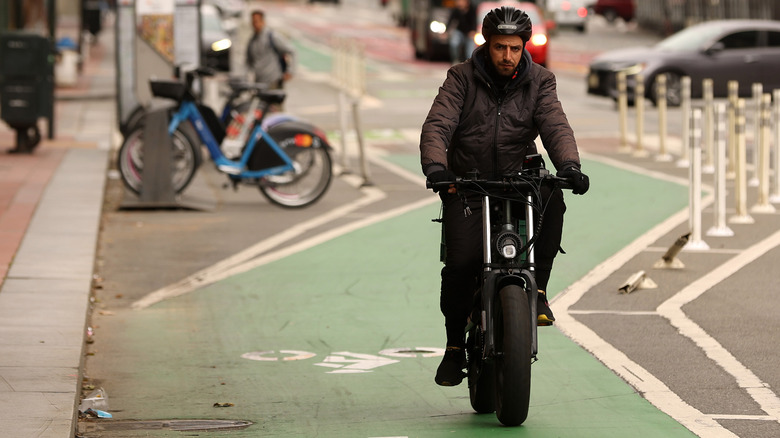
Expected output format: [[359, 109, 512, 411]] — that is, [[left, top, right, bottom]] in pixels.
[[117, 68, 333, 208]]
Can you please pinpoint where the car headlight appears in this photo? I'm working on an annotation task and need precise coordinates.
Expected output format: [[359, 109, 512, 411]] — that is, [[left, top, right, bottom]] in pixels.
[[621, 63, 645, 76], [429, 20, 446, 34], [211, 38, 232, 52], [474, 33, 486, 46], [530, 33, 547, 47]]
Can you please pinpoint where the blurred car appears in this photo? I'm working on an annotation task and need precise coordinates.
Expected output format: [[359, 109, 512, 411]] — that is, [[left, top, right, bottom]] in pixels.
[[547, 0, 589, 33], [201, 3, 232, 71], [409, 0, 452, 61], [589, 0, 634, 23], [587, 19, 780, 106], [474, 2, 550, 67], [203, 0, 244, 18]]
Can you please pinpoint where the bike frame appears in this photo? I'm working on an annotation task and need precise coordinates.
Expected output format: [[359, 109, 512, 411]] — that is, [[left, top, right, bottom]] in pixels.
[[169, 100, 296, 179], [480, 193, 540, 361]]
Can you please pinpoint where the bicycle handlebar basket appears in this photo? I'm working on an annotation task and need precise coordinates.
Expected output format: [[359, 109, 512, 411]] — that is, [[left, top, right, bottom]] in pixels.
[[149, 79, 187, 101]]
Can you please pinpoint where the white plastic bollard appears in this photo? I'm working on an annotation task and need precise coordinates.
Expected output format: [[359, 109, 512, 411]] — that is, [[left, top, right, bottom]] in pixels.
[[706, 102, 734, 237], [677, 76, 691, 167], [656, 74, 672, 161], [749, 83, 762, 187], [726, 81, 739, 179], [702, 79, 715, 173], [730, 99, 755, 224], [686, 108, 710, 251], [771, 89, 780, 204], [617, 71, 630, 153], [750, 94, 775, 213], [634, 74, 647, 157]]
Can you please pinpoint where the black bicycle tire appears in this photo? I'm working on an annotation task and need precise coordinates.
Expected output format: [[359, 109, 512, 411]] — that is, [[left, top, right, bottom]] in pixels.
[[117, 122, 202, 195], [467, 326, 496, 414], [258, 145, 333, 208], [494, 284, 532, 426]]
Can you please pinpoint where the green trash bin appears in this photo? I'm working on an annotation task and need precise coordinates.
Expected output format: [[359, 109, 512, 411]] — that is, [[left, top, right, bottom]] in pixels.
[[0, 31, 54, 153]]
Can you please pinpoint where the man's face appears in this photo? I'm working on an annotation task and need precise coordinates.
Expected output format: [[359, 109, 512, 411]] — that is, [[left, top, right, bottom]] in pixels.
[[252, 13, 265, 32], [488, 35, 524, 77]]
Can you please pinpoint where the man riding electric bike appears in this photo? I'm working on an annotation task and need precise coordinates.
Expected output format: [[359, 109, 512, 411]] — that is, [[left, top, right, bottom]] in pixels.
[[419, 6, 590, 387]]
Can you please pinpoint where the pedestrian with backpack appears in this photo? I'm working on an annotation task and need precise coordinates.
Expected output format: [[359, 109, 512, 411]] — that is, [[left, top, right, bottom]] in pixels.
[[246, 10, 296, 90]]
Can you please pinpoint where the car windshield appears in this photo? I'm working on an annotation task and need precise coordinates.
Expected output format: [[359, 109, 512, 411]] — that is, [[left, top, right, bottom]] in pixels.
[[200, 7, 224, 33], [655, 24, 724, 51]]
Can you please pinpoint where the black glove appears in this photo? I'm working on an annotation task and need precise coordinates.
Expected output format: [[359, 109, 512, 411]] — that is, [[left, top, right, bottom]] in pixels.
[[557, 165, 590, 195], [427, 169, 457, 193]]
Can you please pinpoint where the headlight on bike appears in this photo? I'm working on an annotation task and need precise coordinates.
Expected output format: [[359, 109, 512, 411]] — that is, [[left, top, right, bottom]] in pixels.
[[496, 231, 523, 260]]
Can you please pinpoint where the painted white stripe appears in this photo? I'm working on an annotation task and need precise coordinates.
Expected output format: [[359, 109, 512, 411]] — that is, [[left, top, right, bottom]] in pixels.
[[133, 152, 433, 310], [567, 310, 659, 316], [553, 209, 740, 437], [657, 228, 780, 422]]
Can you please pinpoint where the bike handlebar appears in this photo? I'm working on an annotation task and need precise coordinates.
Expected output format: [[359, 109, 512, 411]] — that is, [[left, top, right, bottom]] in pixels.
[[426, 173, 573, 193]]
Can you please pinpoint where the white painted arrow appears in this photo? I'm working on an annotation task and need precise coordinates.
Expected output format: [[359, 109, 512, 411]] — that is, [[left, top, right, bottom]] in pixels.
[[314, 351, 399, 373]]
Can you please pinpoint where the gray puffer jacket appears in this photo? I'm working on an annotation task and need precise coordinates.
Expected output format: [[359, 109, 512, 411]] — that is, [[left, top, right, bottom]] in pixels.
[[420, 47, 580, 178]]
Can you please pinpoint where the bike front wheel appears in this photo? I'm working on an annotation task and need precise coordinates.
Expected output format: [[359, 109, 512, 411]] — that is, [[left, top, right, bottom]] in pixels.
[[494, 284, 532, 426], [258, 145, 333, 208], [117, 122, 202, 195]]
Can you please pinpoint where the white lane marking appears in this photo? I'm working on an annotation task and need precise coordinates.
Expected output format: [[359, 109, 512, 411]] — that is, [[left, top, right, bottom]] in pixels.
[[553, 210, 740, 437], [133, 151, 433, 310], [657, 228, 780, 422], [552, 151, 741, 436], [132, 185, 388, 309], [314, 352, 399, 374]]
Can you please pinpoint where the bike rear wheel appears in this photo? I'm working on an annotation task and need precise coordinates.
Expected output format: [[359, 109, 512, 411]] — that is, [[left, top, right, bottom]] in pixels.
[[258, 145, 333, 208], [494, 284, 532, 426], [117, 122, 201, 195]]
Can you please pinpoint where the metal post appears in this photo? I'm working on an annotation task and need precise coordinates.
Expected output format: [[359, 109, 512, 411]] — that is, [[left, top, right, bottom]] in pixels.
[[656, 74, 672, 161], [749, 82, 762, 187], [634, 74, 647, 157], [702, 78, 715, 173], [617, 71, 630, 153], [706, 102, 734, 237], [730, 99, 754, 224], [771, 89, 780, 204], [677, 76, 691, 167], [750, 93, 775, 213], [686, 108, 709, 251], [726, 81, 738, 178]]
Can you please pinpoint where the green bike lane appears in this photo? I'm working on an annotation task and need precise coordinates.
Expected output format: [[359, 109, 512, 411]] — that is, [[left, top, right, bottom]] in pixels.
[[94, 153, 698, 437]]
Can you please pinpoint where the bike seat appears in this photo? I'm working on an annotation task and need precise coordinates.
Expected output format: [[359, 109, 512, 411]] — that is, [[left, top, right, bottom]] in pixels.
[[259, 90, 287, 105]]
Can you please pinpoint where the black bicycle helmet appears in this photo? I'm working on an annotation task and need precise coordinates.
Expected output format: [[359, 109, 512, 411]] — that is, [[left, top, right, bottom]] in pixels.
[[481, 6, 532, 43]]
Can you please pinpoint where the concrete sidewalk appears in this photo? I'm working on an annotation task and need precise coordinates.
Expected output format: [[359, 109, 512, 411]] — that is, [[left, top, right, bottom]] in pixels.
[[0, 15, 115, 438]]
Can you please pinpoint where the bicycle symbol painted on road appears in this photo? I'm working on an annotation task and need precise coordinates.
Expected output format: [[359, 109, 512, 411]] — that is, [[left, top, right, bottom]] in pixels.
[[241, 347, 444, 374]]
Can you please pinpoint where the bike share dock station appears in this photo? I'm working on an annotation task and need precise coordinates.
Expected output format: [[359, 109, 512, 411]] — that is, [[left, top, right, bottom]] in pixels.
[[115, 0, 214, 210]]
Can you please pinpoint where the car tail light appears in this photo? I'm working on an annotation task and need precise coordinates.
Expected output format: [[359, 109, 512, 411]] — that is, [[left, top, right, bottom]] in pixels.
[[577, 7, 588, 17]]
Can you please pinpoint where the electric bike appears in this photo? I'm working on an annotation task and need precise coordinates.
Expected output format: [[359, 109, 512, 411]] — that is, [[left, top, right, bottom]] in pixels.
[[427, 155, 572, 426]]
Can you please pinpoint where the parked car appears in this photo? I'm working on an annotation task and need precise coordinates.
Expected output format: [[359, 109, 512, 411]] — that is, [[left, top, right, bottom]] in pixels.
[[201, 3, 232, 71], [589, 0, 634, 23], [587, 19, 780, 106], [546, 0, 589, 33], [474, 2, 550, 67]]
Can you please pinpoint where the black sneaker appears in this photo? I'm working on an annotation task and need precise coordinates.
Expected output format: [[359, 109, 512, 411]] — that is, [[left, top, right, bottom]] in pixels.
[[435, 346, 466, 386], [538, 290, 555, 326]]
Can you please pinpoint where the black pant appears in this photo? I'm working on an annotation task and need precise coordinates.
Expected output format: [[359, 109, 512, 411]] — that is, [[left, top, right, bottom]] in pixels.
[[439, 187, 566, 347]]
